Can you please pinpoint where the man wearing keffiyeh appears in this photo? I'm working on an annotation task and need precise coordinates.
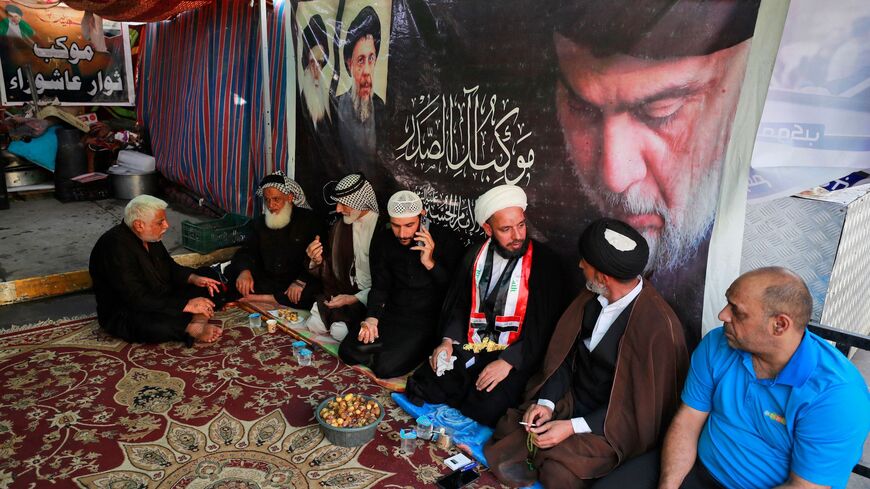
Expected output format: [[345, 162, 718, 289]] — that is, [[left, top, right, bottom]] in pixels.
[[304, 172, 384, 342], [225, 171, 324, 308]]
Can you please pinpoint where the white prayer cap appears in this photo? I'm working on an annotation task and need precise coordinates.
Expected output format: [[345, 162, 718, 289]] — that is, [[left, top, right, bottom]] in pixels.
[[474, 184, 527, 227], [387, 190, 423, 218]]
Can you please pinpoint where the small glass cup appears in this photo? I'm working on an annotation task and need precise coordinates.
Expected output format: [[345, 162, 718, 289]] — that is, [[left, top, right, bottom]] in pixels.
[[248, 313, 261, 328], [399, 428, 417, 455], [298, 348, 312, 366], [434, 426, 453, 450], [292, 340, 307, 359], [415, 415, 433, 441], [266, 319, 277, 333]]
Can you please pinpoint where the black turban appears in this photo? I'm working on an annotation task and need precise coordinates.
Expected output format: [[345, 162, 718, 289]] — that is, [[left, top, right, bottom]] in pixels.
[[343, 6, 381, 65], [301, 15, 328, 69], [578, 218, 649, 280], [554, 0, 760, 59]]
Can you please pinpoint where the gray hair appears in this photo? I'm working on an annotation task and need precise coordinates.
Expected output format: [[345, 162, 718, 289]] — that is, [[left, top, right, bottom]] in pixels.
[[743, 266, 813, 330], [124, 195, 168, 228]]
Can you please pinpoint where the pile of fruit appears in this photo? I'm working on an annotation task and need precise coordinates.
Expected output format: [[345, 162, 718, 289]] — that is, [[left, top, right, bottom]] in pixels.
[[319, 394, 381, 428], [276, 309, 299, 322]]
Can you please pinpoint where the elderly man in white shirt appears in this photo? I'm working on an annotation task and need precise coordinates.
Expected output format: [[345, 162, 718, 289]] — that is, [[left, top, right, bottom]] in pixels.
[[304, 173, 382, 341]]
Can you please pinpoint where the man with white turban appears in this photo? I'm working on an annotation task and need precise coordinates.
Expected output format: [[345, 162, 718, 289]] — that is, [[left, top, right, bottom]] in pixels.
[[304, 172, 383, 341], [226, 171, 324, 308], [405, 185, 570, 427], [338, 190, 464, 378], [485, 218, 689, 488]]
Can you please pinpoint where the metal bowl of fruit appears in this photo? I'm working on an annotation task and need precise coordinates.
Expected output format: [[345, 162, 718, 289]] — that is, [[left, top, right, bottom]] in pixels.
[[315, 393, 385, 447]]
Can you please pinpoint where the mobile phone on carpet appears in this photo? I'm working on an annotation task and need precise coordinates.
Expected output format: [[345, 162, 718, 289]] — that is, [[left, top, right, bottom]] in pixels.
[[435, 467, 479, 489]]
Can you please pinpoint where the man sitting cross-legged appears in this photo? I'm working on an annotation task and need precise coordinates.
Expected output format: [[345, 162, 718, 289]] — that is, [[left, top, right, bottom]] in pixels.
[[338, 190, 463, 378], [89, 195, 224, 346]]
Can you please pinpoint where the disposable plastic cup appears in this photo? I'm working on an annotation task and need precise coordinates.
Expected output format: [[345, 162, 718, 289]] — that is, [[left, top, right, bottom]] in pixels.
[[298, 348, 312, 366], [248, 313, 261, 328], [416, 415, 433, 441], [292, 340, 306, 359], [266, 319, 277, 333], [399, 428, 417, 455]]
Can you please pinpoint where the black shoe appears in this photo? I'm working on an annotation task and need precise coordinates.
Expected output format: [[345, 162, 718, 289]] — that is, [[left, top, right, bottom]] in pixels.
[[497, 461, 538, 487]]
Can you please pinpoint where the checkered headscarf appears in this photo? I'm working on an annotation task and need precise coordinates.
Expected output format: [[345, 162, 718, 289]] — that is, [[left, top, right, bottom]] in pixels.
[[256, 171, 311, 209], [331, 172, 378, 213]]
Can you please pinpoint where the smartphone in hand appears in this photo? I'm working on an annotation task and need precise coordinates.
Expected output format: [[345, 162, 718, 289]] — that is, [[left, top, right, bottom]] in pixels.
[[417, 213, 430, 248]]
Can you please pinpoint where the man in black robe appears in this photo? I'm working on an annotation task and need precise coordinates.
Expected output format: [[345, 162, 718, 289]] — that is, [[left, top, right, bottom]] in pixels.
[[226, 171, 323, 308], [339, 190, 464, 378], [89, 195, 224, 346], [485, 219, 688, 488], [405, 185, 569, 427], [335, 6, 388, 190]]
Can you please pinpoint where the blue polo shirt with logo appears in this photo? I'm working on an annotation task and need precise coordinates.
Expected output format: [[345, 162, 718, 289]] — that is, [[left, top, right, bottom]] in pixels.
[[683, 327, 870, 489]]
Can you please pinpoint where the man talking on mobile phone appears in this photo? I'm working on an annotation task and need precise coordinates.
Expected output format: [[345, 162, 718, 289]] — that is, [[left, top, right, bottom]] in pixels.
[[339, 190, 464, 378]]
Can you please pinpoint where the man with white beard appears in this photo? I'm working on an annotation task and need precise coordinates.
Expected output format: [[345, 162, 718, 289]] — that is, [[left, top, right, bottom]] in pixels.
[[300, 15, 331, 129], [335, 7, 385, 184], [226, 171, 323, 308], [304, 172, 384, 341]]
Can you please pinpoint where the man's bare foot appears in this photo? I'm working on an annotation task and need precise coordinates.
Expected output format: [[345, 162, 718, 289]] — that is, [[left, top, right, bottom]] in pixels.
[[186, 322, 223, 343]]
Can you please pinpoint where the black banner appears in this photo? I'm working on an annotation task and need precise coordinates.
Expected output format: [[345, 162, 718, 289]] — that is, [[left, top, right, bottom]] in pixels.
[[294, 0, 761, 341]]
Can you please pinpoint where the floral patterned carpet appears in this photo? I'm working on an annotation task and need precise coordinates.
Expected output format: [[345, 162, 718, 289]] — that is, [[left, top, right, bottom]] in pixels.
[[0, 307, 505, 488]]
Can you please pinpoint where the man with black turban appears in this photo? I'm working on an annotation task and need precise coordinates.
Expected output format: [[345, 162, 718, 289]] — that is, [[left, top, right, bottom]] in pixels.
[[300, 15, 332, 129], [335, 6, 386, 188], [485, 218, 689, 488], [551, 0, 761, 345]]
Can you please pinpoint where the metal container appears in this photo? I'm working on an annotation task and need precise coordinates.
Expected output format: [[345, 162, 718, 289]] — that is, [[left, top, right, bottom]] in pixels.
[[4, 164, 52, 188], [107, 165, 158, 199]]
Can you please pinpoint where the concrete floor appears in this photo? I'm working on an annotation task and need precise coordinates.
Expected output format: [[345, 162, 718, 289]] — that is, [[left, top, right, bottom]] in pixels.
[[0, 194, 209, 282]]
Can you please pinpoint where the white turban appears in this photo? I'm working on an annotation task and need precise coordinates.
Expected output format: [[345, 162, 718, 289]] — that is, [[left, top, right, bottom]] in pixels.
[[387, 190, 423, 218], [474, 185, 527, 227]]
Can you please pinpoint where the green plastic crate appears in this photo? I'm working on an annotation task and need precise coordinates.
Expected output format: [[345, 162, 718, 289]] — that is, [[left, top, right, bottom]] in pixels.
[[181, 213, 252, 254]]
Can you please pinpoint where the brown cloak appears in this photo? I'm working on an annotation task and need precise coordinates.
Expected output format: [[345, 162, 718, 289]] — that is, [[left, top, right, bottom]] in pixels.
[[484, 283, 689, 485]]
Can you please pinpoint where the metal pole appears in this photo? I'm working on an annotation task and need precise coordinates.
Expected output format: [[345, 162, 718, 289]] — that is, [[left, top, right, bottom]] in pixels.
[[284, 1, 296, 178], [258, 0, 274, 174]]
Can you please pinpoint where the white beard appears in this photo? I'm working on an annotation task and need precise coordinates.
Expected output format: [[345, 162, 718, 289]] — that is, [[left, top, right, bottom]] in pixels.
[[585, 279, 608, 296], [351, 82, 372, 123], [301, 67, 330, 126], [342, 209, 363, 224], [265, 204, 292, 230], [574, 160, 722, 273]]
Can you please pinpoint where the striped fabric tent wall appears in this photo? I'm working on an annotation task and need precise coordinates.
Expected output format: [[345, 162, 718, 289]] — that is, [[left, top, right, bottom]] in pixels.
[[137, 0, 290, 216]]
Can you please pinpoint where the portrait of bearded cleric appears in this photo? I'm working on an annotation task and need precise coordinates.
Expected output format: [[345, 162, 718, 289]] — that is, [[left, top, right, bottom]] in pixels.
[[549, 0, 761, 340]]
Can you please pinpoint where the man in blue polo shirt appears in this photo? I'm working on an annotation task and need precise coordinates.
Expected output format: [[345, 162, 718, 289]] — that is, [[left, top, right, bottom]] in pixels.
[[596, 266, 869, 489]]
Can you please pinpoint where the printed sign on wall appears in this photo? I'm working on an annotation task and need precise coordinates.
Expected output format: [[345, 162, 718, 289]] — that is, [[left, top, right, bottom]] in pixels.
[[0, 1, 135, 105]]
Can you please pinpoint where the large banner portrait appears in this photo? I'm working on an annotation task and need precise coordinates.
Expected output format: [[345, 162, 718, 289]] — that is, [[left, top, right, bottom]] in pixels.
[[294, 0, 761, 342], [295, 0, 391, 197], [0, 1, 135, 105]]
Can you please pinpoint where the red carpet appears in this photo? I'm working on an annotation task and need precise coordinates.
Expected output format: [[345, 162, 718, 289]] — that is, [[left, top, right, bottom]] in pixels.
[[0, 307, 505, 488]]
